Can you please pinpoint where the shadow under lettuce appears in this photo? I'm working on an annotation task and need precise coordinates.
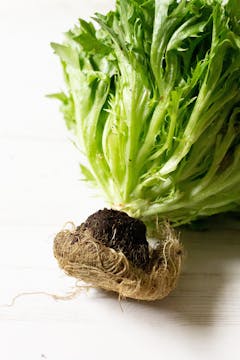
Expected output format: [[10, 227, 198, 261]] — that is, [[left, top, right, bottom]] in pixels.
[[95, 214, 240, 328], [130, 215, 240, 327]]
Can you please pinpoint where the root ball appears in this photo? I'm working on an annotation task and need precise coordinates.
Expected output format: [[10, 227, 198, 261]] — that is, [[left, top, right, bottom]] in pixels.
[[53, 209, 183, 301]]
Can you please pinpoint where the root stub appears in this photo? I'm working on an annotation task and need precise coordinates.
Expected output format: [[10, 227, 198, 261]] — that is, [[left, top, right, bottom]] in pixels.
[[53, 209, 183, 301]]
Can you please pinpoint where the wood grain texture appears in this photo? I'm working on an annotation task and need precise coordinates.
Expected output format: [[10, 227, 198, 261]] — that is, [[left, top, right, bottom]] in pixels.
[[1, 0, 240, 359]]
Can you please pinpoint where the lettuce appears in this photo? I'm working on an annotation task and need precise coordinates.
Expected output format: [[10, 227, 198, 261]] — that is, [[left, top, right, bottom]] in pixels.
[[51, 0, 240, 225]]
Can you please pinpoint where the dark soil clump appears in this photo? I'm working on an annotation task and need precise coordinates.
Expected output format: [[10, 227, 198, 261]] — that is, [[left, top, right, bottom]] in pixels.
[[78, 208, 149, 269]]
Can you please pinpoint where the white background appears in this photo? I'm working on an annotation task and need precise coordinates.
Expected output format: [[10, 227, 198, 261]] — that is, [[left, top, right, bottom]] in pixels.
[[0, 1, 240, 359]]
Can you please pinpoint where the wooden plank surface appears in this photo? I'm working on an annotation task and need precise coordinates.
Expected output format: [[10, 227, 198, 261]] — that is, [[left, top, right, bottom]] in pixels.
[[1, 1, 240, 359]]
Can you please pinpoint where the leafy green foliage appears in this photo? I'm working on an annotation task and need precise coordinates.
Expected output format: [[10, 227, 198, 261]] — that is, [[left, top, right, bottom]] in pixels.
[[52, 0, 240, 225]]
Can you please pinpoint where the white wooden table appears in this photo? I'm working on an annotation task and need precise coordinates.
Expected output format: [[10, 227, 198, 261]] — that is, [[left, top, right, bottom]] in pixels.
[[1, 1, 240, 359]]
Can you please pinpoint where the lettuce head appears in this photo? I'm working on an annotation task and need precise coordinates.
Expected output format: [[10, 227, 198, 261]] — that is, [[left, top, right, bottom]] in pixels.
[[51, 0, 240, 225]]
